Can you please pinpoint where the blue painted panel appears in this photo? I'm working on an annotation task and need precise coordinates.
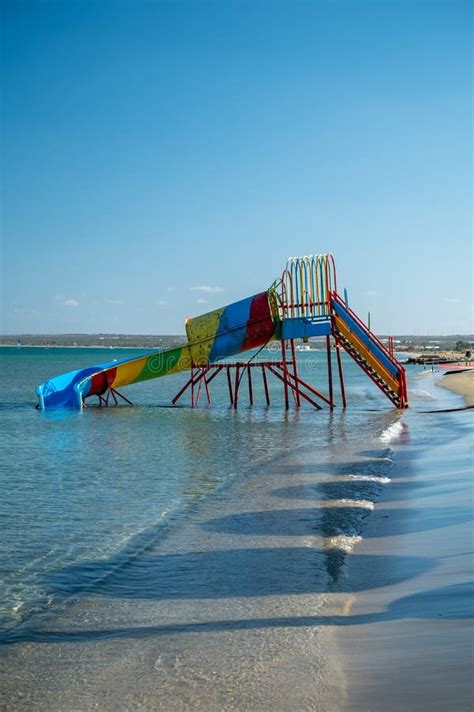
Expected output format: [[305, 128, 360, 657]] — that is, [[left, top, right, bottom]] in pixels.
[[37, 365, 99, 409], [36, 354, 143, 409], [281, 317, 332, 340], [332, 301, 399, 378], [209, 294, 253, 361]]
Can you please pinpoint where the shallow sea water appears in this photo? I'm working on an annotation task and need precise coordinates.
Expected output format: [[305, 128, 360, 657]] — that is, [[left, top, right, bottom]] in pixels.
[[0, 347, 471, 710]]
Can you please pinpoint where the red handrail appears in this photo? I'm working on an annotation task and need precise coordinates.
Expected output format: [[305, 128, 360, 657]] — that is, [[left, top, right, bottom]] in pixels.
[[330, 291, 404, 371]]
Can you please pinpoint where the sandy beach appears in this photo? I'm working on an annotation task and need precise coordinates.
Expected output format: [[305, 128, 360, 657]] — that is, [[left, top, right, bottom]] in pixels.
[[438, 370, 474, 406]]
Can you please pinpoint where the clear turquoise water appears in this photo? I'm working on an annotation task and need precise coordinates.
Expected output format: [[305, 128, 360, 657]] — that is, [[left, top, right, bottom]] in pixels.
[[0, 347, 453, 641]]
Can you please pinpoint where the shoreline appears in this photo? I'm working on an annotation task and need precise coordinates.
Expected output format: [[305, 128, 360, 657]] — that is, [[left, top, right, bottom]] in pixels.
[[332, 382, 473, 711], [437, 370, 474, 406]]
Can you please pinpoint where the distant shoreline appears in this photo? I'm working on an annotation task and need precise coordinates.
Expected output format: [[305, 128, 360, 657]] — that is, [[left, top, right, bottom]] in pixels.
[[1, 333, 472, 356], [0, 344, 163, 350], [0, 343, 422, 355]]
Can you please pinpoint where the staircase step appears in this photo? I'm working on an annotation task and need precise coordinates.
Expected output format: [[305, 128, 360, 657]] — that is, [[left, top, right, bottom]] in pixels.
[[334, 329, 401, 402], [331, 294, 408, 409]]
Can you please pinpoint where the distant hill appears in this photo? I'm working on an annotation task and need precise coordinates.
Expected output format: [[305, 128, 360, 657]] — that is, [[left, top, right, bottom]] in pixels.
[[0, 334, 187, 349]]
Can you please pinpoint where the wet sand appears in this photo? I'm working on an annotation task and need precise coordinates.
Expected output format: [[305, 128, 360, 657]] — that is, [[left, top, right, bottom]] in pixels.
[[332, 401, 473, 710], [438, 370, 474, 406]]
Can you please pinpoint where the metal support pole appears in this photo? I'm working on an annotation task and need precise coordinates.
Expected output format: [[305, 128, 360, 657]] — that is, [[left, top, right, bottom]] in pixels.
[[275, 366, 331, 406], [326, 335, 334, 409], [267, 365, 322, 410], [204, 368, 211, 404], [110, 388, 133, 406], [203, 365, 224, 404], [172, 369, 202, 405], [261, 365, 270, 406], [226, 366, 234, 405], [281, 339, 290, 410], [335, 342, 347, 408], [234, 364, 240, 409], [247, 365, 254, 405], [290, 339, 301, 408], [195, 369, 203, 405]]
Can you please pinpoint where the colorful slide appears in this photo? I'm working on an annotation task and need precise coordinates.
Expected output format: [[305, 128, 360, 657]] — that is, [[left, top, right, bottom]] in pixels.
[[36, 292, 277, 410], [36, 254, 408, 410]]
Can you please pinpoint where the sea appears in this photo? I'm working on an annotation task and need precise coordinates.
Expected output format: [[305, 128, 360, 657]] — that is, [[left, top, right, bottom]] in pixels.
[[0, 346, 472, 710]]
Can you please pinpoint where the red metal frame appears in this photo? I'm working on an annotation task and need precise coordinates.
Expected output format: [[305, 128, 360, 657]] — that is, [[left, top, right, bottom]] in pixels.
[[335, 342, 347, 408], [234, 364, 240, 409], [326, 335, 334, 409], [266, 364, 322, 410], [89, 387, 134, 407], [247, 365, 254, 405], [226, 366, 234, 405], [170, 337, 341, 410], [281, 339, 290, 410], [273, 364, 331, 406], [290, 338, 301, 407], [261, 365, 270, 406]]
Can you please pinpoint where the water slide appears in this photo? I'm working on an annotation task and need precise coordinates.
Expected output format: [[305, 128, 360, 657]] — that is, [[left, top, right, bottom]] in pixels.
[[36, 292, 276, 410], [36, 254, 408, 410]]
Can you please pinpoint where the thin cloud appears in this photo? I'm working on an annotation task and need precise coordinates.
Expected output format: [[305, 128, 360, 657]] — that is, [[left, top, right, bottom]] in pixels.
[[190, 285, 224, 293], [105, 298, 124, 305], [63, 298, 79, 307], [197, 298, 209, 304], [157, 300, 168, 306], [13, 307, 41, 316], [444, 297, 461, 304], [366, 290, 377, 296]]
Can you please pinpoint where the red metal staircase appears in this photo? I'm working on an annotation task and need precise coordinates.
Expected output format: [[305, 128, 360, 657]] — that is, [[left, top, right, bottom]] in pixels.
[[330, 292, 408, 409]]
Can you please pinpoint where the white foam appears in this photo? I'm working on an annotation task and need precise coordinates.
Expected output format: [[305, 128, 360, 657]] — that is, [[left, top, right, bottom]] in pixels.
[[326, 534, 363, 552], [380, 421, 404, 443], [410, 389, 437, 400], [336, 498, 375, 510], [348, 474, 391, 484]]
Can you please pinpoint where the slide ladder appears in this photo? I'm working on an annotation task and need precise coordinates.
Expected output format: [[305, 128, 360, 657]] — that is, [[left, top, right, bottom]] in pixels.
[[330, 292, 408, 408]]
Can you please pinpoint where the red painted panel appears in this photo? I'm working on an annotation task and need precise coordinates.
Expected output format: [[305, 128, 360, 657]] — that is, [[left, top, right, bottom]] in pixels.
[[242, 292, 275, 351], [89, 368, 117, 396]]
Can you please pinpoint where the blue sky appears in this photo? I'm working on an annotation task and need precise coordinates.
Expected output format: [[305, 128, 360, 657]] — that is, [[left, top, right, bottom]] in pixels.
[[2, 0, 472, 335]]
